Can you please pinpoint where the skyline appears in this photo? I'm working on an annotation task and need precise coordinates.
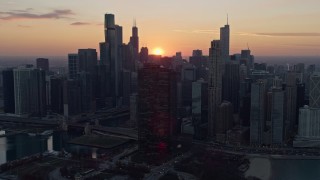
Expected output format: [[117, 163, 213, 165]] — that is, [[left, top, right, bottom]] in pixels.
[[1, 0, 320, 57]]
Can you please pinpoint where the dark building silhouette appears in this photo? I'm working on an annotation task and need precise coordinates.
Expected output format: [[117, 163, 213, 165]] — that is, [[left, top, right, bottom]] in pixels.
[[2, 69, 15, 113], [50, 77, 65, 114], [296, 83, 306, 123], [223, 62, 240, 112], [216, 101, 234, 142], [270, 88, 286, 145], [138, 64, 177, 160], [140, 47, 149, 63], [208, 40, 224, 138], [189, 50, 209, 80], [129, 20, 139, 57], [101, 14, 123, 107], [95, 65, 107, 109], [192, 79, 208, 140], [13, 68, 47, 116], [78, 49, 98, 74], [250, 79, 266, 145], [64, 80, 82, 116], [241, 50, 254, 69], [68, 54, 78, 80], [36, 58, 49, 72]]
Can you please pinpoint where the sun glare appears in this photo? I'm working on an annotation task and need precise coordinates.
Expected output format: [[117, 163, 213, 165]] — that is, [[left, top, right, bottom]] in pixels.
[[153, 48, 164, 55]]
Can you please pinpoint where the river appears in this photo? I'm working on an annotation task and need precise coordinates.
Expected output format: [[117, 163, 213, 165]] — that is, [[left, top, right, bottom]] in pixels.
[[0, 130, 99, 165], [246, 157, 320, 180]]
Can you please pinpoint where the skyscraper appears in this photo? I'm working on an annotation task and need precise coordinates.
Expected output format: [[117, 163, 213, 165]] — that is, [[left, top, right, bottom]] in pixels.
[[220, 22, 230, 62], [285, 71, 297, 139], [78, 49, 98, 112], [36, 58, 49, 72], [129, 20, 139, 57], [223, 62, 240, 112], [192, 79, 208, 139], [310, 72, 320, 108], [78, 49, 98, 74], [241, 50, 254, 69], [14, 67, 46, 116], [50, 77, 65, 114], [208, 40, 224, 138], [68, 54, 78, 80], [103, 14, 123, 107], [250, 80, 266, 144], [138, 64, 177, 159], [140, 47, 149, 63], [3, 69, 15, 113], [270, 88, 285, 145]]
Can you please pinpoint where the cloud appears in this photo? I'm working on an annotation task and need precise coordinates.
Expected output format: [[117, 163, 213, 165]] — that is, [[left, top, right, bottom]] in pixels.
[[17, 24, 31, 28], [253, 32, 320, 37], [0, 9, 75, 21], [11, 8, 33, 13], [70, 22, 91, 26], [173, 29, 219, 34]]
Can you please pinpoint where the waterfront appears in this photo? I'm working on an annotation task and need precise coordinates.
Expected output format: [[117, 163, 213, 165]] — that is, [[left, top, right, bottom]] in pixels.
[[0, 131, 100, 165], [246, 157, 320, 180]]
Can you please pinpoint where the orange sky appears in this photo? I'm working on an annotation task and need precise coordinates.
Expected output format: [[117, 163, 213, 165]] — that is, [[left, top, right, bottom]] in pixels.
[[1, 0, 320, 57]]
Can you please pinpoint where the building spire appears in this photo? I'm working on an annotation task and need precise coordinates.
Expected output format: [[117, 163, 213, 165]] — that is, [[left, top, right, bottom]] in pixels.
[[227, 13, 229, 25], [133, 18, 136, 27]]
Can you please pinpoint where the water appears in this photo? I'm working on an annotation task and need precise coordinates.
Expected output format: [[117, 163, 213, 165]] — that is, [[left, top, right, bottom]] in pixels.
[[246, 157, 320, 180], [0, 131, 100, 165]]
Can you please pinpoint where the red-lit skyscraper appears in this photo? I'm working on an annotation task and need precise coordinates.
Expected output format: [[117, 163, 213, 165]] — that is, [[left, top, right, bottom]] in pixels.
[[138, 64, 177, 160]]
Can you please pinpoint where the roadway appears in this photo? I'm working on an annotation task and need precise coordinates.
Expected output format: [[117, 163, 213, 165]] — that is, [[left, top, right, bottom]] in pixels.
[[193, 140, 320, 159]]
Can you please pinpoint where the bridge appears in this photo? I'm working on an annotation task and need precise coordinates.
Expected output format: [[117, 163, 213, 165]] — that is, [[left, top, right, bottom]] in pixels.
[[0, 108, 137, 140], [68, 123, 138, 140]]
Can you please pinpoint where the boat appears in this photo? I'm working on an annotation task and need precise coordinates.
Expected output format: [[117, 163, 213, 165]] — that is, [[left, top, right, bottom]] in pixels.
[[40, 130, 53, 136], [28, 133, 36, 136]]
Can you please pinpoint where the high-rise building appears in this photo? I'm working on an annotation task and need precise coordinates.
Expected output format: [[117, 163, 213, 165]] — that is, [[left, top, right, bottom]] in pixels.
[[138, 64, 177, 159], [216, 101, 234, 142], [129, 20, 139, 57], [78, 49, 98, 74], [78, 49, 98, 112], [36, 58, 49, 72], [241, 50, 254, 69], [14, 67, 46, 116], [208, 40, 224, 138], [270, 88, 285, 145], [140, 47, 149, 63], [2, 69, 15, 113], [50, 77, 65, 114], [239, 78, 252, 126], [223, 62, 240, 112], [285, 71, 298, 138], [63, 79, 82, 116], [220, 23, 230, 62], [298, 106, 320, 138], [78, 72, 95, 113], [189, 49, 208, 70], [68, 54, 78, 80], [250, 80, 266, 144], [296, 83, 306, 120], [310, 72, 320, 108], [103, 14, 123, 107], [192, 79, 208, 139], [239, 64, 248, 82], [121, 44, 135, 71]]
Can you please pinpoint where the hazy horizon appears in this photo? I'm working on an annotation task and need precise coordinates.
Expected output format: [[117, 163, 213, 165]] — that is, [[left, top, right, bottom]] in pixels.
[[1, 0, 320, 57]]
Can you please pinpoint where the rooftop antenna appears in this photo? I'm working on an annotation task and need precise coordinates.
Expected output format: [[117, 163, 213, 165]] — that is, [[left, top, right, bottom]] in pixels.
[[247, 43, 250, 50], [133, 18, 136, 27]]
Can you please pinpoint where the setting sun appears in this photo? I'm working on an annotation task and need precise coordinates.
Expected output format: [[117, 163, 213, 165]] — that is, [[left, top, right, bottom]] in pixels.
[[153, 48, 164, 55]]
